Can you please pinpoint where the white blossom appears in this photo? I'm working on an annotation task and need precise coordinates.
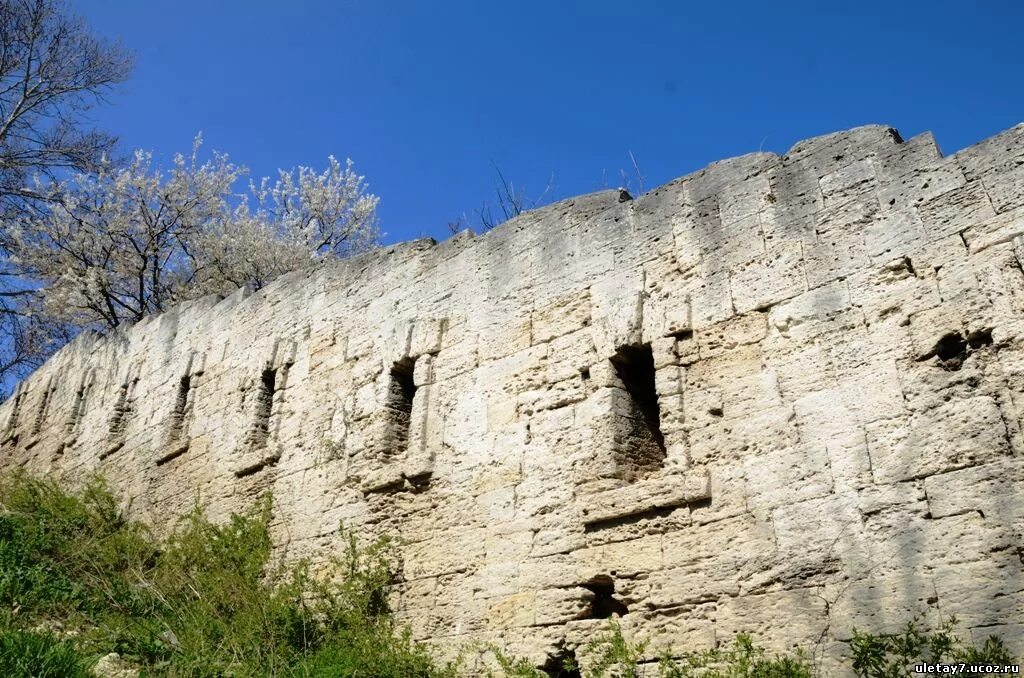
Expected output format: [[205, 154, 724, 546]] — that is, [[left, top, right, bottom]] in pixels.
[[8, 136, 379, 330]]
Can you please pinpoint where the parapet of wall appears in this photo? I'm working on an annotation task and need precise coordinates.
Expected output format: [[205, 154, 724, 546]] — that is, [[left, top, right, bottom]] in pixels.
[[3, 123, 1024, 671]]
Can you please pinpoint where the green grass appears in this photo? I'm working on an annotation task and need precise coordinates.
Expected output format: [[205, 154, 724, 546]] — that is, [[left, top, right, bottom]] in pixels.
[[0, 471, 446, 676], [0, 628, 93, 678], [0, 471, 1016, 677]]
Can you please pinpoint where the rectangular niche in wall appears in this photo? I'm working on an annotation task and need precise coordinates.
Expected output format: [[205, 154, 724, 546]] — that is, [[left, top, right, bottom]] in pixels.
[[28, 376, 56, 440], [383, 357, 416, 456], [156, 363, 202, 466], [65, 370, 95, 438], [609, 343, 666, 478], [245, 366, 278, 451], [234, 339, 295, 478], [101, 374, 138, 459], [168, 371, 196, 442], [1, 386, 27, 445]]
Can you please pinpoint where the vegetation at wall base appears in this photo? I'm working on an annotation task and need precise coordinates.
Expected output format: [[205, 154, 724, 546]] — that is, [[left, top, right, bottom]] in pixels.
[[0, 471, 1016, 677], [0, 471, 442, 677]]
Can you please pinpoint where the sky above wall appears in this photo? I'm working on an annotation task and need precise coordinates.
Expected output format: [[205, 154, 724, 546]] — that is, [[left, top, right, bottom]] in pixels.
[[75, 0, 1024, 244]]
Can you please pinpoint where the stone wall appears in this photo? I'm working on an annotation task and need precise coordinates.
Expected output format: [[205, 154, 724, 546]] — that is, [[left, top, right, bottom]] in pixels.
[[2, 124, 1024, 672]]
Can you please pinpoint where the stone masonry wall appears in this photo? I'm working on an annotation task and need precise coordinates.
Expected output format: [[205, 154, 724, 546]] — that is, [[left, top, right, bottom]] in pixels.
[[2, 124, 1024, 672]]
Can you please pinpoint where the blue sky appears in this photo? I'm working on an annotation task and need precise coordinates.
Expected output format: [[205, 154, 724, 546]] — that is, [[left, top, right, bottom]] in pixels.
[[78, 0, 1024, 244]]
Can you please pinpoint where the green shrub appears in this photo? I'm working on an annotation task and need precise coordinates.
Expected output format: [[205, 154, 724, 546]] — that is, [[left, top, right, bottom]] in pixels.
[[851, 618, 1016, 678], [0, 472, 452, 676], [0, 628, 93, 678]]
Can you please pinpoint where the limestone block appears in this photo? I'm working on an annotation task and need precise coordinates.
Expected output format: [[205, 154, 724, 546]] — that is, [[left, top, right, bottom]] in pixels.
[[647, 562, 740, 607], [907, 306, 965, 360], [847, 257, 940, 327], [534, 587, 594, 626], [413, 354, 434, 386], [642, 289, 692, 343], [729, 242, 805, 313], [803, 231, 870, 291], [716, 588, 829, 650], [932, 553, 1024, 628], [682, 386, 724, 430], [532, 291, 591, 344], [819, 158, 876, 204], [916, 180, 996, 242], [743, 445, 833, 512], [545, 330, 597, 383], [650, 337, 677, 369], [872, 132, 943, 183], [688, 405, 799, 465], [865, 208, 928, 262], [578, 471, 710, 526], [719, 172, 773, 224], [575, 534, 663, 579], [962, 205, 1024, 254], [772, 492, 864, 556], [404, 528, 487, 580], [923, 458, 1024, 523], [827, 572, 940, 641], [866, 397, 1011, 484], [662, 512, 776, 570], [382, 321, 413, 366], [986, 164, 1024, 214], [696, 211, 766, 271], [763, 166, 821, 244], [516, 379, 586, 415], [683, 267, 734, 329], [954, 124, 1024, 181], [876, 159, 966, 213], [675, 331, 699, 365], [696, 312, 767, 359], [484, 530, 533, 565], [589, 274, 644, 357], [476, 313, 532, 362], [654, 365, 684, 398], [410, 318, 446, 357]]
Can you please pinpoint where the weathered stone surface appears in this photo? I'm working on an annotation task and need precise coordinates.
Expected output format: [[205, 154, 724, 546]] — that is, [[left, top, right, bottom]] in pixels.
[[3, 124, 1024, 669]]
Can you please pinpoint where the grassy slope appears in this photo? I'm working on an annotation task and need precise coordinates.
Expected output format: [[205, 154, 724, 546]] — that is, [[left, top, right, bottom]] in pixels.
[[0, 472, 1015, 677]]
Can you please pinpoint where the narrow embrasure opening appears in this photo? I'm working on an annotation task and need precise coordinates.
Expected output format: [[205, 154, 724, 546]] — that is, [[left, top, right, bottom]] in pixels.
[[247, 367, 277, 449], [108, 380, 135, 437], [168, 373, 192, 441], [384, 357, 416, 455], [610, 343, 666, 472], [542, 648, 581, 678], [583, 574, 630, 619]]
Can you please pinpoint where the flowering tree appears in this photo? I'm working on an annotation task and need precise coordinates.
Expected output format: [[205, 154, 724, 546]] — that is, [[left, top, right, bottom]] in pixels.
[[8, 136, 380, 330], [0, 1, 380, 395]]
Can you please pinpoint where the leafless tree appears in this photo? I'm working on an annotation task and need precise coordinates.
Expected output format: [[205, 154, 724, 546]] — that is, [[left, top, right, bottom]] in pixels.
[[0, 0, 132, 395], [449, 162, 555, 234]]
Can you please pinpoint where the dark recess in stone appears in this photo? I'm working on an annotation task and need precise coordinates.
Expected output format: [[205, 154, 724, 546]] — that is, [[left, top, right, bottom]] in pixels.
[[542, 648, 581, 678], [385, 357, 416, 454], [934, 333, 967, 362], [921, 328, 996, 371], [168, 373, 192, 441], [967, 328, 994, 349], [247, 367, 277, 448], [611, 343, 666, 455], [583, 575, 629, 619]]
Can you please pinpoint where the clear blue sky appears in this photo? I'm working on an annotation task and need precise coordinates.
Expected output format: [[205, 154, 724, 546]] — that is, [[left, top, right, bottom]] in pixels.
[[79, 0, 1023, 244]]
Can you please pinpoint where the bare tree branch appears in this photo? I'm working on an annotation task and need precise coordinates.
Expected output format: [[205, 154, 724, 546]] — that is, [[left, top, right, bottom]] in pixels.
[[0, 0, 132, 397]]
